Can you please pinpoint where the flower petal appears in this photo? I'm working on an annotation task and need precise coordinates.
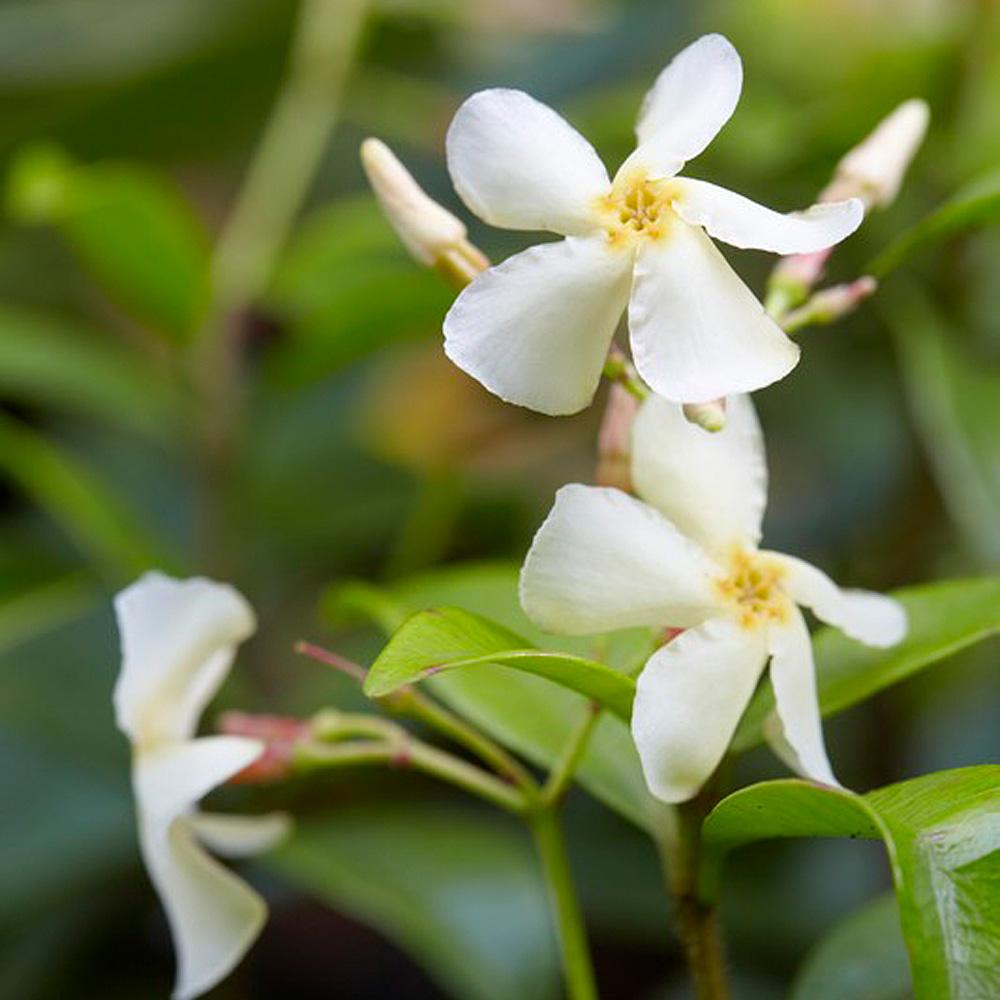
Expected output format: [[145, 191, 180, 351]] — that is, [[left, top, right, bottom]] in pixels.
[[628, 222, 799, 402], [114, 573, 256, 745], [765, 608, 837, 785], [771, 554, 907, 648], [520, 484, 722, 635], [444, 235, 633, 415], [631, 618, 767, 802], [631, 34, 742, 177], [446, 88, 610, 235], [672, 178, 864, 253], [631, 392, 767, 557], [140, 815, 269, 1000], [188, 812, 292, 859]]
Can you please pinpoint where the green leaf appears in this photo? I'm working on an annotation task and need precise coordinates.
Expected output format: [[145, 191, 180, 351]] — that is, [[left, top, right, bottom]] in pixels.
[[366, 606, 637, 721], [324, 563, 655, 831], [266, 803, 560, 1000], [702, 767, 1000, 999], [732, 576, 1000, 751], [0, 575, 96, 659], [0, 306, 177, 439], [7, 145, 210, 341], [0, 412, 169, 579], [870, 167, 1000, 276], [791, 893, 911, 1000], [885, 285, 1000, 564]]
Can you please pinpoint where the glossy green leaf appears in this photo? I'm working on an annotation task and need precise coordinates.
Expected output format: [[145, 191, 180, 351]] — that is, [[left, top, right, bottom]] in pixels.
[[732, 577, 1000, 751], [0, 306, 176, 439], [791, 893, 911, 1000], [325, 563, 655, 831], [0, 412, 168, 579], [366, 606, 637, 721], [702, 767, 1000, 999], [870, 167, 1000, 276], [7, 146, 210, 340], [886, 285, 1000, 564], [266, 803, 560, 1000]]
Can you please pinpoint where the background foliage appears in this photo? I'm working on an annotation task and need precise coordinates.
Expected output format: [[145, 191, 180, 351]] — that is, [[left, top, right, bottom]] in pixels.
[[0, 0, 997, 997]]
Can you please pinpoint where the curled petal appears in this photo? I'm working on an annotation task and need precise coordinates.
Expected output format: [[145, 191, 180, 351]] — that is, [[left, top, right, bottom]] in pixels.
[[631, 618, 767, 802], [772, 554, 907, 648], [628, 223, 799, 402], [671, 178, 864, 254], [766, 608, 837, 785], [631, 34, 742, 177], [447, 88, 610, 235], [632, 393, 767, 557], [114, 573, 256, 745], [188, 812, 292, 859], [444, 235, 633, 415], [520, 484, 722, 635]]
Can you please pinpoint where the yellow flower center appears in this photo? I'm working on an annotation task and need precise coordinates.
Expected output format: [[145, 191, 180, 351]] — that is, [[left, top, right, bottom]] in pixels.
[[715, 549, 792, 630], [598, 171, 676, 245]]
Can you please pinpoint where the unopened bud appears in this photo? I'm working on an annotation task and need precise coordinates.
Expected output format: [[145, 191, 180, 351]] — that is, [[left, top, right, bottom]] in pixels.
[[596, 383, 640, 491], [219, 711, 310, 783], [782, 276, 877, 333], [360, 137, 488, 285], [683, 398, 727, 433], [822, 99, 930, 210]]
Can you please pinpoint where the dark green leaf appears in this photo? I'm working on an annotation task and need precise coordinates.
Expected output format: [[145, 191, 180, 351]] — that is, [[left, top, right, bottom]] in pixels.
[[366, 606, 637, 721], [703, 767, 1000, 999], [870, 167, 1000, 276], [266, 803, 560, 1000], [7, 145, 210, 340], [732, 577, 1000, 751]]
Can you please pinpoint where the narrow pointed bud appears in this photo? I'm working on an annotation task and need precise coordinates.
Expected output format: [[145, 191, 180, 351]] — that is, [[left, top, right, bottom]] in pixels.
[[682, 397, 727, 433], [596, 383, 640, 491], [782, 276, 878, 333], [822, 99, 930, 210], [360, 137, 489, 286]]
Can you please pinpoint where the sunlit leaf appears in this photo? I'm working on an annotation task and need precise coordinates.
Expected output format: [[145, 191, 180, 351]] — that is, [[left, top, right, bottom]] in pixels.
[[702, 767, 1000, 999], [267, 803, 560, 1000], [7, 145, 210, 340], [732, 576, 1000, 751], [791, 893, 911, 1000], [366, 606, 637, 721]]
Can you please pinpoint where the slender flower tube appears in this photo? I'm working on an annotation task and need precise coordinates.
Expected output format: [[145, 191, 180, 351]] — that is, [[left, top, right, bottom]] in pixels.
[[114, 573, 290, 1000], [519, 396, 906, 802], [443, 33, 863, 414]]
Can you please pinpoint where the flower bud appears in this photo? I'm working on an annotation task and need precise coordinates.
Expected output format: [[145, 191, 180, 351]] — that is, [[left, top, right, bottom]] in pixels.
[[782, 276, 878, 333], [360, 137, 488, 284], [682, 397, 727, 433], [822, 99, 930, 210], [596, 382, 640, 491]]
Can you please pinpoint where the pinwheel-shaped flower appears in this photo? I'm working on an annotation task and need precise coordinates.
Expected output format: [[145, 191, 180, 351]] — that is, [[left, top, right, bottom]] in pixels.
[[443, 33, 863, 415], [114, 573, 289, 1000], [519, 395, 906, 801]]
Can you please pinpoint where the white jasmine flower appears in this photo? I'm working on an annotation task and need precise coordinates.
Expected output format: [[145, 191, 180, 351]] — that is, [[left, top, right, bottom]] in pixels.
[[519, 395, 905, 802], [114, 573, 290, 1000], [443, 34, 864, 414]]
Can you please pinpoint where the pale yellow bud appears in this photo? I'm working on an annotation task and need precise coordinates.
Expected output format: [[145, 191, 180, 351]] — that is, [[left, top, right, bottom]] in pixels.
[[360, 138, 488, 284], [823, 99, 930, 210], [682, 398, 727, 433]]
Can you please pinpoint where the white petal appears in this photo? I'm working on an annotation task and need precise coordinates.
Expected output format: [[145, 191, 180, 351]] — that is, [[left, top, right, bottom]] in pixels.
[[134, 737, 264, 826], [631, 392, 767, 557], [631, 34, 742, 177], [189, 812, 292, 858], [444, 235, 633, 415], [628, 222, 799, 402], [446, 88, 610, 235], [114, 573, 256, 745], [139, 815, 269, 1000], [672, 179, 864, 253], [519, 484, 722, 635], [631, 618, 767, 802], [771, 554, 907, 648], [765, 608, 837, 785]]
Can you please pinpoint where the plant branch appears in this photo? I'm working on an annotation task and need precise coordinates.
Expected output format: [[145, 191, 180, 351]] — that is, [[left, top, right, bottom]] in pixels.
[[542, 701, 601, 806]]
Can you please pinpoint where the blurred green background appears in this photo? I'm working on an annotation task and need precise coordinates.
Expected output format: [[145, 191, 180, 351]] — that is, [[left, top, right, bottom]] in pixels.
[[0, 0, 997, 997]]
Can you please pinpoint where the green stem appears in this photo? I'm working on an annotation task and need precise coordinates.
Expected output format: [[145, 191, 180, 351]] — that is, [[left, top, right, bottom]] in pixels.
[[529, 808, 598, 1000], [602, 353, 649, 401], [542, 701, 601, 806], [653, 794, 730, 1000]]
